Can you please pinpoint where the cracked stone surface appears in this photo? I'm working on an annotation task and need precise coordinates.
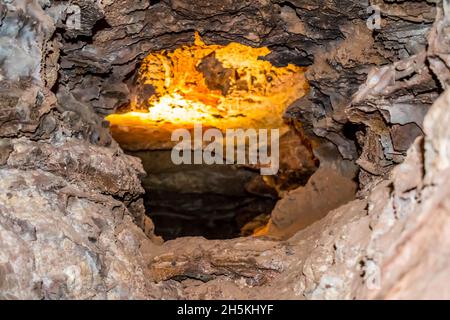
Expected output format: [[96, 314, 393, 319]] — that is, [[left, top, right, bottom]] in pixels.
[[1, 0, 450, 300]]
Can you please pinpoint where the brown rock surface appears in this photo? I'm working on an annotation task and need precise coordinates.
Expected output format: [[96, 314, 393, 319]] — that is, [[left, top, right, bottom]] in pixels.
[[267, 167, 357, 240], [0, 0, 169, 299], [1, 0, 450, 300], [153, 89, 450, 298], [0, 168, 169, 299]]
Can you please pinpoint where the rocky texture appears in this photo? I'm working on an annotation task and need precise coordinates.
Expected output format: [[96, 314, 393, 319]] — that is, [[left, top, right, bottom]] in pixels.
[[56, 0, 435, 169], [0, 168, 168, 299], [1, 0, 437, 175], [147, 2, 450, 299], [283, 0, 437, 187], [0, 0, 169, 299], [1, 0, 450, 300], [56, 0, 439, 193], [150, 237, 289, 285], [130, 128, 318, 240], [153, 89, 450, 299], [266, 167, 357, 240]]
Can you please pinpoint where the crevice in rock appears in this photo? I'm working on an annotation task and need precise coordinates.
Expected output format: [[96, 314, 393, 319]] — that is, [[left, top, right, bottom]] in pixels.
[[2, 0, 449, 300], [149, 0, 161, 6]]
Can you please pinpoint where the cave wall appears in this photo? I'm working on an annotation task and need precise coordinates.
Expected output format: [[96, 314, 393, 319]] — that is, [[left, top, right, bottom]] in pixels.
[[0, 0, 449, 300], [0, 0, 171, 299], [57, 0, 438, 185]]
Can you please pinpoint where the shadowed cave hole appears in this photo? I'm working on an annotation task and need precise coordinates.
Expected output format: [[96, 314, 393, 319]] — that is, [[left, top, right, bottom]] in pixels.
[[150, 0, 161, 6], [130, 150, 280, 240], [107, 35, 330, 241]]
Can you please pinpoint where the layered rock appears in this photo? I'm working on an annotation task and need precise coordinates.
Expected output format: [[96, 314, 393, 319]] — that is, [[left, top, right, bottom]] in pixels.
[[1, 0, 450, 300], [147, 2, 450, 299], [0, 0, 171, 299]]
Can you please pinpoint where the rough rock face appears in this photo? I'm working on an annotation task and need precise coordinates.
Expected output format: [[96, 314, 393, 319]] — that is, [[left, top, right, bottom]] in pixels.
[[147, 2, 450, 299], [152, 90, 450, 300], [0, 168, 161, 299], [0, 0, 171, 299], [1, 0, 450, 300]]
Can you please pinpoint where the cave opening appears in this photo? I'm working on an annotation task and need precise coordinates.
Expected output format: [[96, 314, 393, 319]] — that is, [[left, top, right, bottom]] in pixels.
[[3, 0, 448, 300], [106, 33, 319, 240]]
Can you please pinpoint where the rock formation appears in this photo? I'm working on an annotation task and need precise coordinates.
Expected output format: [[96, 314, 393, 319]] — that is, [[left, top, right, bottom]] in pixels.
[[1, 0, 450, 299]]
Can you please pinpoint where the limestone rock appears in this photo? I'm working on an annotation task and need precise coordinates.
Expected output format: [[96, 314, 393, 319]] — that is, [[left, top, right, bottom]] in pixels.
[[1, 0, 450, 301], [0, 168, 172, 299]]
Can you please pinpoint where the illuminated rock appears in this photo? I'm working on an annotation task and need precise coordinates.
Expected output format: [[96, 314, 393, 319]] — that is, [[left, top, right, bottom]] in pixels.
[[106, 33, 309, 150]]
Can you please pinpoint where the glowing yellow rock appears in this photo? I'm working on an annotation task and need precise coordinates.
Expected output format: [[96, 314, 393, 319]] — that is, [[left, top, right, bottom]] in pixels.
[[106, 33, 309, 150]]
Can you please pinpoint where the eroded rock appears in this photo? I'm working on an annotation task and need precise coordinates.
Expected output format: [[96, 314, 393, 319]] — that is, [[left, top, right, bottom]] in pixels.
[[1, 0, 450, 301]]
